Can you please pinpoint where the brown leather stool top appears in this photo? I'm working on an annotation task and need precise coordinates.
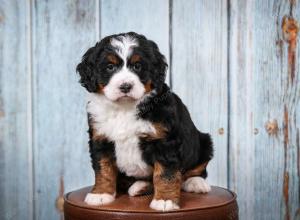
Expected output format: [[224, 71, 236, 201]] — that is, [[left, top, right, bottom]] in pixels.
[[64, 186, 238, 220]]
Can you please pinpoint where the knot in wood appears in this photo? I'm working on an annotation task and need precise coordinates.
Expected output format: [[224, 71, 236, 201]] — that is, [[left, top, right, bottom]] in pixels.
[[282, 16, 299, 43], [265, 119, 279, 136], [218, 128, 224, 135], [55, 196, 64, 213]]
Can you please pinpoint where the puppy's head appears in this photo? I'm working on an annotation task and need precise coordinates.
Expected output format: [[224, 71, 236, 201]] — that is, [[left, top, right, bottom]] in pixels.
[[76, 32, 167, 102]]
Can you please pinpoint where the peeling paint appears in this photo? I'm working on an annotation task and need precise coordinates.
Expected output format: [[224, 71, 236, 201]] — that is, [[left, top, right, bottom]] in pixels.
[[55, 176, 64, 215], [283, 172, 290, 220], [218, 127, 224, 135], [283, 106, 290, 220], [265, 119, 279, 136], [282, 16, 299, 84]]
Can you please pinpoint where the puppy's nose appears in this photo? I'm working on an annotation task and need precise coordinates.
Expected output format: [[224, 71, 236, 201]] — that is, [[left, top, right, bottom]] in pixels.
[[119, 83, 133, 93]]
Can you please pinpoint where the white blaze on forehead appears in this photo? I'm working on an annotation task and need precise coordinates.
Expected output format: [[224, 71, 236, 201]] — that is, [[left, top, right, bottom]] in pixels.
[[110, 35, 138, 61], [104, 35, 144, 102]]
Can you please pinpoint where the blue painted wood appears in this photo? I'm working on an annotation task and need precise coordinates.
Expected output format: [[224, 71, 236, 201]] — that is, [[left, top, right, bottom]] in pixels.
[[1, 1, 299, 219], [100, 0, 170, 83], [229, 0, 300, 219], [32, 0, 97, 219], [172, 0, 228, 187], [0, 1, 33, 220]]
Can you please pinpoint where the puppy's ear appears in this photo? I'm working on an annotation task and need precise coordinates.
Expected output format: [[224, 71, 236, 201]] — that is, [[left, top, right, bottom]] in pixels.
[[148, 40, 168, 90], [76, 45, 99, 93]]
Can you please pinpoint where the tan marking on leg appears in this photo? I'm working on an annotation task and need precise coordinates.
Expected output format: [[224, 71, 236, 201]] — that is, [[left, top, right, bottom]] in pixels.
[[183, 161, 209, 181], [92, 157, 117, 195], [153, 162, 181, 204]]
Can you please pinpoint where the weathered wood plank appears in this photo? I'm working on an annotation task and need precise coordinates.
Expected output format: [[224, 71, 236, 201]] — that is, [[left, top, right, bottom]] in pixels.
[[100, 0, 170, 83], [0, 1, 32, 220], [172, 0, 228, 187], [229, 0, 300, 219], [228, 2, 255, 218], [32, 1, 97, 219]]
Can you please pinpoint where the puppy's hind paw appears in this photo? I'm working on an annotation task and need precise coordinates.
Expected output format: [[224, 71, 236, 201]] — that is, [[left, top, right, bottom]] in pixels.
[[128, 181, 151, 197], [84, 193, 115, 206], [150, 199, 179, 212], [182, 176, 211, 193]]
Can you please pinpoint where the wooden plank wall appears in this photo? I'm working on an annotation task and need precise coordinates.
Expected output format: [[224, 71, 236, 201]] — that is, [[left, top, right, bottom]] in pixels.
[[0, 0, 299, 220], [32, 1, 97, 219], [172, 0, 228, 187], [229, 1, 300, 220], [0, 1, 32, 220]]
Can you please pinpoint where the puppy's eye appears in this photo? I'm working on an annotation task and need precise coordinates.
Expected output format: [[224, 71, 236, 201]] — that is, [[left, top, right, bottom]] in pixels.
[[133, 62, 142, 72], [106, 64, 116, 72]]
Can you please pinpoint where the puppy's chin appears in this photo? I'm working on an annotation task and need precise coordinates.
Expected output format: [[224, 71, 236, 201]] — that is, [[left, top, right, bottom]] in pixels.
[[103, 93, 146, 104], [116, 96, 136, 103]]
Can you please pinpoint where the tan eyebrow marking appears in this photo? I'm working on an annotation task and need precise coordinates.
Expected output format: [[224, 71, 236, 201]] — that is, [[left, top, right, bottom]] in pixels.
[[130, 54, 141, 63], [107, 54, 119, 64]]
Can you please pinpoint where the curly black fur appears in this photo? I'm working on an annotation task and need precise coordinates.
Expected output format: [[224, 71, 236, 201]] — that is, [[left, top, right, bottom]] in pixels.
[[77, 32, 213, 187]]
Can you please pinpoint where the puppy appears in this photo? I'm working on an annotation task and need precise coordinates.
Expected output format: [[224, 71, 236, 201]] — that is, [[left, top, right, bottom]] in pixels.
[[76, 32, 213, 211]]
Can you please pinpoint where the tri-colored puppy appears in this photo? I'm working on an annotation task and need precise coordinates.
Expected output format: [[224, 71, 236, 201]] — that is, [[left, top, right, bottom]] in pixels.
[[76, 32, 213, 211]]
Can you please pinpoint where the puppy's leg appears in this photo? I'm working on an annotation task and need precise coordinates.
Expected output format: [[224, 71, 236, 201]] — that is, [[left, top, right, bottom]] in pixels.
[[84, 140, 117, 206], [181, 176, 211, 193], [150, 162, 181, 211], [182, 162, 211, 193]]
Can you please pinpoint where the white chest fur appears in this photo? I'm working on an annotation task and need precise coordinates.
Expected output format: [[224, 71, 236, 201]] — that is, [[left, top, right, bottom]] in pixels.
[[87, 94, 154, 177]]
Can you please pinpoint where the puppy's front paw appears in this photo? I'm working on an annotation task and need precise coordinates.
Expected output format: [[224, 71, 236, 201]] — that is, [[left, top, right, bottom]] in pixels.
[[150, 199, 179, 211], [84, 193, 115, 206], [182, 176, 211, 193]]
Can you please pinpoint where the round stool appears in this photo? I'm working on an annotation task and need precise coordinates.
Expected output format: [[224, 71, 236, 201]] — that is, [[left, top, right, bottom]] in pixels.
[[64, 186, 238, 220]]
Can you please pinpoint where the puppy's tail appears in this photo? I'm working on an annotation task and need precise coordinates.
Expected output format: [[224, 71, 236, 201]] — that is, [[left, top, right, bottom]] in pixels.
[[198, 132, 214, 179], [199, 132, 214, 161]]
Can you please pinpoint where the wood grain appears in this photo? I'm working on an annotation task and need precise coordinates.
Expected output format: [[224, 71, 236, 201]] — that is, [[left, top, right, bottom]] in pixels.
[[229, 0, 300, 219], [0, 1, 32, 220], [1, 1, 299, 219], [172, 0, 228, 187], [32, 0, 96, 219]]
